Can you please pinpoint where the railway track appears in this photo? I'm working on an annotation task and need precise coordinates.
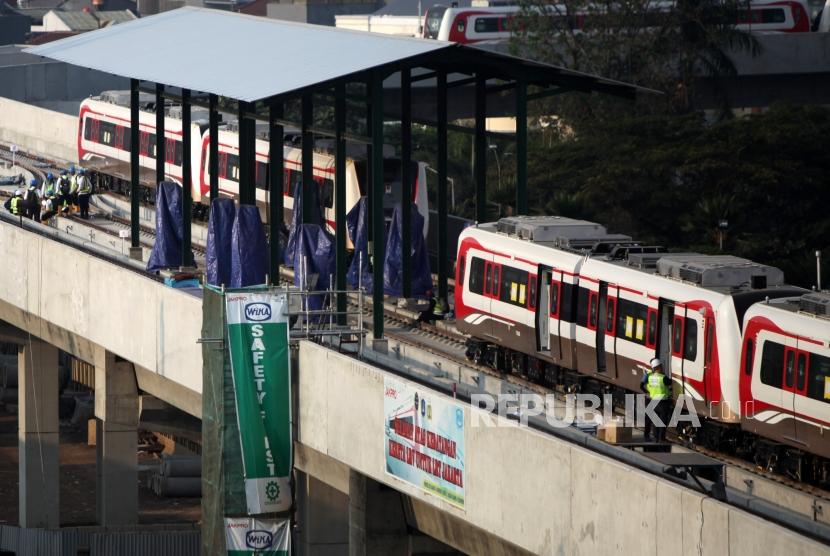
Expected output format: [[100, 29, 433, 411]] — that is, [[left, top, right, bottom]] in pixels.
[[4, 142, 830, 526]]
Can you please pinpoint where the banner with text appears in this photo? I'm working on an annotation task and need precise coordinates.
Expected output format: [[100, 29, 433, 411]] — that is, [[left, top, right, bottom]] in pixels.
[[225, 517, 290, 555], [226, 291, 292, 514], [383, 376, 465, 508]]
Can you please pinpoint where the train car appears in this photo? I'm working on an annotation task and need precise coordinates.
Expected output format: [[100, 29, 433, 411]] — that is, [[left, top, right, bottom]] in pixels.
[[78, 91, 430, 237], [455, 216, 800, 425], [740, 293, 830, 465], [423, 0, 810, 43], [198, 126, 430, 237]]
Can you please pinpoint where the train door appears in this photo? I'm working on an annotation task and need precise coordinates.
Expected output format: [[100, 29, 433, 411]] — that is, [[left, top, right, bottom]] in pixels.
[[603, 284, 618, 378], [656, 299, 675, 376], [781, 339, 799, 442], [670, 306, 687, 397], [583, 285, 600, 374], [481, 259, 500, 339], [595, 283, 608, 373], [550, 271, 564, 361], [792, 344, 811, 445], [536, 266, 552, 353]]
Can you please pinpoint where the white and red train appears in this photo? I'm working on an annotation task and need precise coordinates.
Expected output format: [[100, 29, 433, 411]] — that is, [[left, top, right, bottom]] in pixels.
[[455, 216, 829, 482], [424, 0, 811, 43], [77, 91, 430, 235]]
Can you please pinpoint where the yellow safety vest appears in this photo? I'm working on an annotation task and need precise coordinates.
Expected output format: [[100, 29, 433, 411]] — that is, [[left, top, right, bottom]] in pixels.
[[10, 197, 20, 215], [646, 372, 669, 400]]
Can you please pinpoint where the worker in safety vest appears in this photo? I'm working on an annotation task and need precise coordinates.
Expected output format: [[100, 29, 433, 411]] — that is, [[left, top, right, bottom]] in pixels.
[[41, 172, 57, 198], [4, 189, 24, 216], [76, 168, 92, 219], [24, 179, 40, 221], [67, 165, 79, 212], [57, 170, 71, 207], [640, 357, 672, 442]]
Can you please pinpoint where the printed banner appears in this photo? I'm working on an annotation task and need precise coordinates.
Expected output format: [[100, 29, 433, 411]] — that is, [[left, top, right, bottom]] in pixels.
[[225, 517, 290, 555], [383, 376, 465, 508], [226, 292, 292, 514]]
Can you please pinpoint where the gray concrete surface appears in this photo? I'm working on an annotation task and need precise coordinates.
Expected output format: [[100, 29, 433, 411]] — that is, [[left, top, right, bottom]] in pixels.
[[298, 341, 828, 556], [0, 96, 78, 164], [0, 219, 202, 416]]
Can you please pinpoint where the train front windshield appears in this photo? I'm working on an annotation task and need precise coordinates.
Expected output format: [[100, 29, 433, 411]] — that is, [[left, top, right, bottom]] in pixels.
[[424, 6, 448, 38]]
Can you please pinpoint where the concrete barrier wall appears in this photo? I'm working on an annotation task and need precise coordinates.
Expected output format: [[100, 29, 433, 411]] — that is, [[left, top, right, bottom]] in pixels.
[[0, 221, 202, 396], [0, 96, 78, 163], [298, 342, 827, 556]]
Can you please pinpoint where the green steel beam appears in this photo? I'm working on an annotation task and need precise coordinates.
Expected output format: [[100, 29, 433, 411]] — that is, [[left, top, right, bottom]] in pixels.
[[516, 74, 528, 215], [130, 79, 140, 249], [209, 94, 219, 201], [269, 101, 284, 284], [181, 88, 193, 267], [371, 72, 385, 340], [155, 83, 165, 185], [335, 83, 347, 325], [474, 75, 487, 223], [301, 93, 314, 224], [401, 68, 412, 299], [437, 71, 448, 302]]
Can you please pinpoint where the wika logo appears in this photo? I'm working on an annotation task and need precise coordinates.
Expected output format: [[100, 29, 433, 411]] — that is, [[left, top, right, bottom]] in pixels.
[[245, 302, 271, 321], [245, 530, 274, 550]]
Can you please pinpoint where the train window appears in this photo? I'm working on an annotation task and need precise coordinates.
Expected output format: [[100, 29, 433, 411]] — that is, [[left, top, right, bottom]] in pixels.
[[797, 352, 807, 391], [255, 161, 268, 190], [560, 282, 576, 323], [288, 169, 302, 196], [528, 276, 536, 310], [320, 178, 334, 209], [785, 350, 795, 388], [606, 298, 616, 333], [84, 119, 94, 141], [806, 353, 830, 403], [760, 341, 784, 388], [469, 257, 485, 295], [458, 255, 466, 287], [672, 316, 683, 355], [492, 265, 500, 295], [550, 281, 560, 317], [499, 265, 529, 308], [744, 339, 753, 376], [647, 309, 657, 347], [761, 8, 785, 23], [484, 264, 492, 295], [147, 134, 157, 159], [173, 141, 183, 166], [100, 121, 115, 146], [705, 319, 714, 365], [588, 294, 598, 328], [456, 18, 466, 33], [576, 287, 590, 326], [121, 126, 131, 151], [474, 17, 500, 33], [684, 318, 697, 362], [617, 298, 649, 345]]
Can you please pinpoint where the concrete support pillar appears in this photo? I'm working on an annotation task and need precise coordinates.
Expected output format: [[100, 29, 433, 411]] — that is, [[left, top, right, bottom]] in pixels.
[[18, 340, 59, 528], [349, 470, 367, 556], [296, 471, 349, 555], [94, 349, 139, 526]]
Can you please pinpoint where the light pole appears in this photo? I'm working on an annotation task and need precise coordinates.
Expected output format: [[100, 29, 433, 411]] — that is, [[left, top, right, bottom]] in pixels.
[[489, 144, 501, 191], [717, 219, 728, 251]]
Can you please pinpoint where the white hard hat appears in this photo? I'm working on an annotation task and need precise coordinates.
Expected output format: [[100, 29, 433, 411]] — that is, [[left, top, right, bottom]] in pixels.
[[649, 357, 663, 369]]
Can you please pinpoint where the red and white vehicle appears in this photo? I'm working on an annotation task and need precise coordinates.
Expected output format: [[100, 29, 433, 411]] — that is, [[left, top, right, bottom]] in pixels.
[[78, 91, 430, 236], [423, 0, 811, 44], [740, 293, 830, 460]]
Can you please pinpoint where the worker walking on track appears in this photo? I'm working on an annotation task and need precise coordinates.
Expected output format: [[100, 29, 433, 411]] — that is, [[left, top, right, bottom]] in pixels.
[[41, 172, 57, 198], [58, 170, 71, 209], [68, 165, 79, 213], [76, 168, 92, 219], [24, 179, 40, 221], [4, 189, 24, 217], [641, 357, 672, 442]]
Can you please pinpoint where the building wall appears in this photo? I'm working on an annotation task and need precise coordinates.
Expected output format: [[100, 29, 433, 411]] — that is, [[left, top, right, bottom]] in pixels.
[[0, 15, 30, 45], [266, 0, 380, 26]]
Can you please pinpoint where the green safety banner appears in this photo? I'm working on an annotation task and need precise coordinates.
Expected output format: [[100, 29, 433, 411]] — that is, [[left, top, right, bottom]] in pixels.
[[226, 291, 292, 515], [224, 517, 290, 555]]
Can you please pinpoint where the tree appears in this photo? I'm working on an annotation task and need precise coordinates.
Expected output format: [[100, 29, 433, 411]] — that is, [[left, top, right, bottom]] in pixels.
[[510, 0, 759, 123]]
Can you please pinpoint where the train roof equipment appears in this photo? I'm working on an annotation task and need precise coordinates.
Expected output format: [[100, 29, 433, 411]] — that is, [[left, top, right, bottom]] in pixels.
[[798, 291, 830, 318], [655, 255, 784, 290]]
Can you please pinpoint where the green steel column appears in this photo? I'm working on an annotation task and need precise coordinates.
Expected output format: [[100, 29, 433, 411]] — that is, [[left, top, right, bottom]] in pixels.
[[516, 74, 528, 215], [335, 83, 347, 325], [301, 93, 314, 224], [401, 69, 412, 299], [130, 79, 140, 248], [155, 83, 165, 185], [269, 101, 284, 283], [238, 100, 254, 206], [181, 88, 193, 268], [437, 71, 448, 302], [209, 93, 219, 201], [371, 72, 385, 339], [474, 75, 487, 223]]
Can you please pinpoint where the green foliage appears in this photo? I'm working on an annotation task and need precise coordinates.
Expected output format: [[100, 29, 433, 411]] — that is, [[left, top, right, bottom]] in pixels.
[[530, 105, 830, 287]]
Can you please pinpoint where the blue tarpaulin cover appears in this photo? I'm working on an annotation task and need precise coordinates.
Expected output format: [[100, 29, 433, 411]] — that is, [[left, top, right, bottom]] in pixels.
[[205, 198, 236, 286], [284, 178, 322, 266], [230, 204, 267, 287], [384, 203, 432, 298], [292, 224, 336, 313], [346, 197, 372, 292], [147, 181, 194, 272]]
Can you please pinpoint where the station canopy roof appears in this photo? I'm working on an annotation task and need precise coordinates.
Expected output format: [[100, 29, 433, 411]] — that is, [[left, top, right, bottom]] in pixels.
[[27, 6, 650, 103]]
